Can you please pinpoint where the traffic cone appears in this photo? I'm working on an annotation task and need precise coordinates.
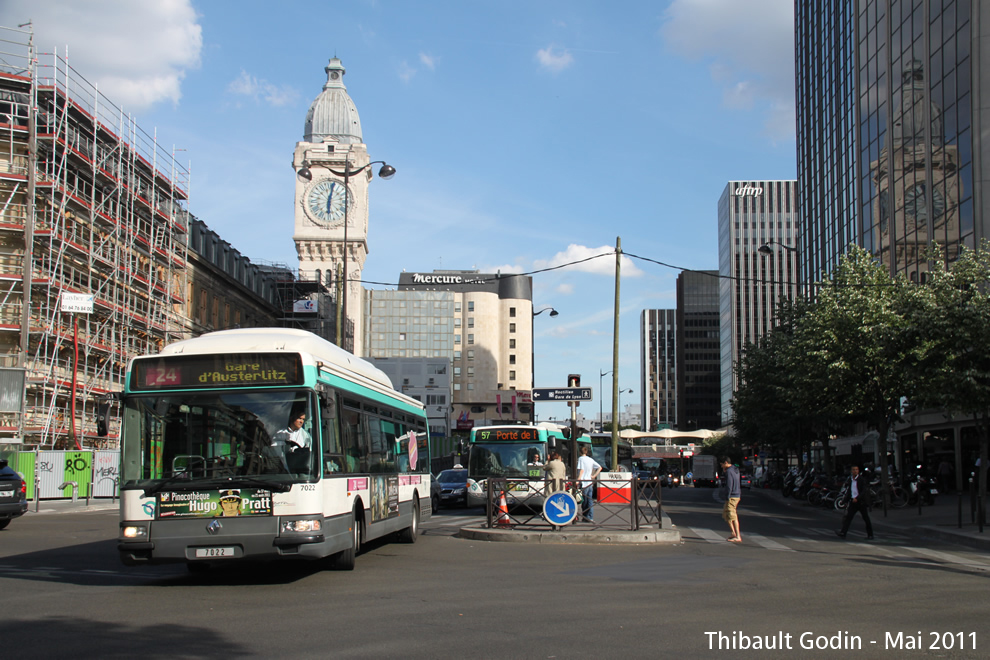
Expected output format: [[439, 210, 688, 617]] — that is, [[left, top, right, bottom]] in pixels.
[[496, 490, 511, 528]]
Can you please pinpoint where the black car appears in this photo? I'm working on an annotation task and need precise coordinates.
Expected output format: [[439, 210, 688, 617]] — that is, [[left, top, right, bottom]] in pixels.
[[436, 468, 469, 508], [0, 459, 28, 530]]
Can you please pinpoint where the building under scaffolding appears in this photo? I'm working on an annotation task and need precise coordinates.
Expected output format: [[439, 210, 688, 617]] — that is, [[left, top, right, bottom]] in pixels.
[[0, 26, 189, 449]]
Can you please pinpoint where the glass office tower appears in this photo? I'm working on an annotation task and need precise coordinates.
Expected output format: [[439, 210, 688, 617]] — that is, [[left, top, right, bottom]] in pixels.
[[796, 0, 989, 284]]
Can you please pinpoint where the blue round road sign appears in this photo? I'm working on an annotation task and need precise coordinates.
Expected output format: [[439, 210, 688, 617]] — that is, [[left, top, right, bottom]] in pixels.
[[543, 491, 578, 526]]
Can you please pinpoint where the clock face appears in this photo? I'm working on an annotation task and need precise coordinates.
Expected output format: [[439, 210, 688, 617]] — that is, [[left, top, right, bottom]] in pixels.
[[903, 183, 945, 224], [304, 178, 351, 227]]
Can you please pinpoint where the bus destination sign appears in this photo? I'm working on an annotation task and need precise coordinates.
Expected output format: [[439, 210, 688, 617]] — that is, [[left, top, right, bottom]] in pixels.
[[131, 353, 304, 391], [474, 427, 539, 442]]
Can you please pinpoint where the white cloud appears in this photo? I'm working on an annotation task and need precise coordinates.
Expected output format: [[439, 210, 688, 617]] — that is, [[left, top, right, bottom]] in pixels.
[[661, 0, 795, 140], [556, 283, 574, 295], [419, 53, 436, 70], [535, 45, 573, 73], [397, 60, 416, 83], [533, 244, 644, 277], [0, 0, 202, 111], [226, 70, 298, 107]]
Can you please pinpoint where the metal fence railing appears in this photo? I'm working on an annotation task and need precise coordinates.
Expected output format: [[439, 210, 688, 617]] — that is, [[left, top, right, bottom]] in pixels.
[[483, 476, 663, 531]]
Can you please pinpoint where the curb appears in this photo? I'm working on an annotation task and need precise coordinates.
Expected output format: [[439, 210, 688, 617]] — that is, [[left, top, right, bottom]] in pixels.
[[457, 512, 681, 545]]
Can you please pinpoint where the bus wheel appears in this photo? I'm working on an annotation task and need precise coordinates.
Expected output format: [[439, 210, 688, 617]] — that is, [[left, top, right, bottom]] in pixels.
[[334, 506, 362, 570], [399, 496, 420, 543]]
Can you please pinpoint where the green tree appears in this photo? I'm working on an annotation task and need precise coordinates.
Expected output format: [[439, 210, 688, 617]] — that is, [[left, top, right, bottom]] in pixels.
[[795, 247, 914, 507], [904, 242, 990, 524]]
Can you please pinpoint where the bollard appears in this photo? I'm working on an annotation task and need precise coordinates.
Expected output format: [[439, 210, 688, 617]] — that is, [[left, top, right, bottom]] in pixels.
[[971, 477, 976, 524], [58, 481, 79, 503], [34, 476, 41, 513], [86, 481, 93, 507]]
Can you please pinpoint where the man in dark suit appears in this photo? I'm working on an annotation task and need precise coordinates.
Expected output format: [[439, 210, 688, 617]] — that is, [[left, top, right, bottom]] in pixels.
[[837, 465, 874, 540]]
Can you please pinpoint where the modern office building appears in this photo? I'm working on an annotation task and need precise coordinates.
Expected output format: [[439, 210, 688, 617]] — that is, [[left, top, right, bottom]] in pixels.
[[718, 181, 799, 422], [795, 0, 989, 472], [677, 270, 721, 431], [640, 309, 676, 432], [364, 271, 533, 432], [796, 0, 988, 284]]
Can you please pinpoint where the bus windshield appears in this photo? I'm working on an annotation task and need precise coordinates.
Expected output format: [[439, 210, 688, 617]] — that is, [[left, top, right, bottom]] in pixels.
[[468, 441, 547, 479], [120, 389, 318, 488]]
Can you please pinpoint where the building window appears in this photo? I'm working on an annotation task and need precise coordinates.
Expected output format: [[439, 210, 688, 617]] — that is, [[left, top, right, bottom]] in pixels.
[[454, 318, 461, 328], [509, 323, 516, 333], [398, 333, 406, 341], [467, 318, 474, 328], [467, 367, 474, 376], [509, 339, 515, 349], [468, 334, 474, 344], [509, 354, 516, 364], [454, 367, 461, 376], [468, 301, 474, 312], [467, 350, 474, 360], [467, 383, 474, 391], [454, 334, 461, 344], [509, 371, 516, 381], [454, 384, 461, 391], [510, 307, 516, 317], [454, 351, 461, 360]]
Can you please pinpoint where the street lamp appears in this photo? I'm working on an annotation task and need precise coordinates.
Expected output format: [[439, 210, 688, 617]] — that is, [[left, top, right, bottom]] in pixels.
[[298, 157, 396, 347], [599, 369, 612, 432], [617, 388, 633, 428], [530, 307, 559, 421], [758, 240, 801, 298]]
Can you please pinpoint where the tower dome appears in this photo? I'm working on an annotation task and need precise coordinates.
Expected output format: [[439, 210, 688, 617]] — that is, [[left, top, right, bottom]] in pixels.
[[303, 58, 363, 144]]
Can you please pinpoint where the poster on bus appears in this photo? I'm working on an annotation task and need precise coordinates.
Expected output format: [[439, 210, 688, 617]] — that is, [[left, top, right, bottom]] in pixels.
[[157, 488, 273, 519], [371, 476, 399, 522]]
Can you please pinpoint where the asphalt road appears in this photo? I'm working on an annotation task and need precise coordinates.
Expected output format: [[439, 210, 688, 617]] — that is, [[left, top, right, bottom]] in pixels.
[[1, 488, 987, 659]]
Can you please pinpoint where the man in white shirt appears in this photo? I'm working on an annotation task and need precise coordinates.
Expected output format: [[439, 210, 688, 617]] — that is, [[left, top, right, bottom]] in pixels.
[[577, 445, 603, 523], [272, 405, 312, 473]]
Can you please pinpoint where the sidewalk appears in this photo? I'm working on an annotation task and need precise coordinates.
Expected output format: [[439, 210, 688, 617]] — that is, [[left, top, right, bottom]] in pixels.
[[22, 497, 119, 515], [750, 486, 990, 552]]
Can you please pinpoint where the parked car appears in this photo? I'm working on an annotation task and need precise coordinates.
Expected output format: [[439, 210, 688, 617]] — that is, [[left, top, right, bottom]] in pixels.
[[740, 473, 753, 489], [436, 468, 469, 508], [0, 459, 28, 530]]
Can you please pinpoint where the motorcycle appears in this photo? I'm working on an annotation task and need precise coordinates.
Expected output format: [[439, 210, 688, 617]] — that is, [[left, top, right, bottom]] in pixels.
[[907, 465, 937, 505], [781, 468, 799, 497]]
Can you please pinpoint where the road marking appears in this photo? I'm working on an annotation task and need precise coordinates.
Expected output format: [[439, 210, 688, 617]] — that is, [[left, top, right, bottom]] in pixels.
[[786, 536, 817, 543], [847, 542, 909, 559], [689, 527, 729, 544], [746, 533, 795, 552], [907, 547, 990, 571], [809, 527, 836, 537]]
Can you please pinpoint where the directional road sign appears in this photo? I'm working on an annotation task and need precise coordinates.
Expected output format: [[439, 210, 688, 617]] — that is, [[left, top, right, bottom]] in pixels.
[[543, 491, 578, 526], [531, 387, 593, 402]]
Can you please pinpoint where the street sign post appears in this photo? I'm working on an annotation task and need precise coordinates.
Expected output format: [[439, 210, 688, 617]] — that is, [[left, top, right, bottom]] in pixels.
[[531, 387, 593, 402], [543, 491, 577, 526]]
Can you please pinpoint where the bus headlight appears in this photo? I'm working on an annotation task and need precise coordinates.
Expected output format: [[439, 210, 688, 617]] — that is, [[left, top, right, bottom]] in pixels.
[[280, 519, 322, 533], [468, 480, 482, 493], [122, 524, 148, 539]]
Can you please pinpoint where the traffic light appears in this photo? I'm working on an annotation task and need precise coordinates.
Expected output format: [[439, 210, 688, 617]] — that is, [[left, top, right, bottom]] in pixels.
[[568, 374, 581, 387]]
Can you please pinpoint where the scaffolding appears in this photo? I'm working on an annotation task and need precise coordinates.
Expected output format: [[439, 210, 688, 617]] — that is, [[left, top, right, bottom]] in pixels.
[[0, 25, 189, 448]]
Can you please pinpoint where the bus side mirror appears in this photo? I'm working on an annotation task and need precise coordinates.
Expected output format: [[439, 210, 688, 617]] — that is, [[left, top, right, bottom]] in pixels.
[[96, 393, 118, 437], [561, 428, 571, 440]]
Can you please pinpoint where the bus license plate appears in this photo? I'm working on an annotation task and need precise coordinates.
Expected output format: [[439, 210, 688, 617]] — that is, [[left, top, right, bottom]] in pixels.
[[195, 547, 234, 558]]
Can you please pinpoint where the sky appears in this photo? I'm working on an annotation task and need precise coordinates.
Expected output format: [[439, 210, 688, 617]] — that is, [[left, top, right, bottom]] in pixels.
[[0, 0, 798, 424]]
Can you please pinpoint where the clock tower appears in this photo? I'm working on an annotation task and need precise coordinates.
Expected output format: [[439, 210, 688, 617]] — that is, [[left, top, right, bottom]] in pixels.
[[293, 57, 376, 355]]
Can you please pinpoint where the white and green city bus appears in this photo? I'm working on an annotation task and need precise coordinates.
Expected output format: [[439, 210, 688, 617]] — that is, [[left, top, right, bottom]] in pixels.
[[465, 423, 569, 508], [112, 328, 430, 571]]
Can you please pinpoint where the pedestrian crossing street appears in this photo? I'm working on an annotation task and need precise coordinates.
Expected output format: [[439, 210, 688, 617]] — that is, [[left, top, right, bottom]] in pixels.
[[682, 522, 990, 571]]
